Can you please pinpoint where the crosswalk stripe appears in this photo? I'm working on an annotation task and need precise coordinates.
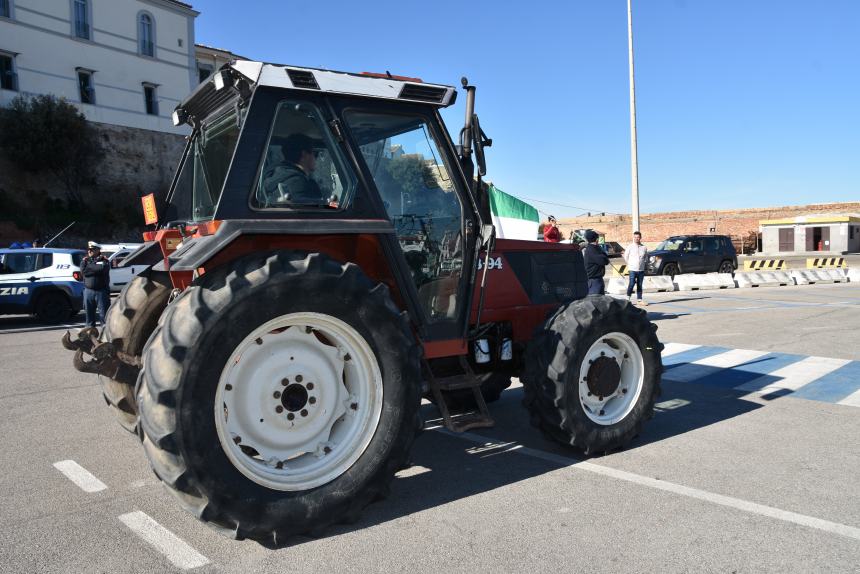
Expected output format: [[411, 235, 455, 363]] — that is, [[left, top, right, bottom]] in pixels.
[[660, 343, 700, 357], [734, 356, 851, 394], [665, 349, 770, 383], [838, 388, 860, 407], [119, 511, 210, 570]]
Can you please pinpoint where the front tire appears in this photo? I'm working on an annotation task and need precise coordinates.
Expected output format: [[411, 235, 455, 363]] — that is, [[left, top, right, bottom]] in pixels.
[[99, 272, 171, 433], [718, 260, 734, 274], [661, 263, 679, 278], [137, 252, 421, 543], [522, 296, 663, 454]]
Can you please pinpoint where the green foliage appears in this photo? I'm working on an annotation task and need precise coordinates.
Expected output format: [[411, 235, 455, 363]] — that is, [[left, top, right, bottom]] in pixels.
[[0, 94, 103, 205], [385, 155, 436, 198]]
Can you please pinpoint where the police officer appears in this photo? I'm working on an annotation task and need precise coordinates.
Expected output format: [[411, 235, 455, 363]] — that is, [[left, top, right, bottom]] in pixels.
[[583, 230, 609, 295], [81, 241, 111, 327]]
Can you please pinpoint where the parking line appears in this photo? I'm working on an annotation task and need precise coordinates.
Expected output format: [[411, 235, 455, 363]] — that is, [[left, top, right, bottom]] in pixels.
[[53, 460, 107, 493], [119, 511, 210, 570], [838, 388, 860, 407], [434, 428, 860, 542], [660, 343, 700, 357]]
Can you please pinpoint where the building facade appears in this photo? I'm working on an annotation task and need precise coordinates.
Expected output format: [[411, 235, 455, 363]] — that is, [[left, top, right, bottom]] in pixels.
[[194, 43, 245, 86], [760, 215, 860, 255], [0, 0, 198, 134]]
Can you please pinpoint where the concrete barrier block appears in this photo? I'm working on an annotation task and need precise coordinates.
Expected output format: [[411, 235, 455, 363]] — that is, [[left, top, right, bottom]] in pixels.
[[769, 270, 795, 285], [847, 268, 860, 282], [606, 277, 628, 295], [736, 271, 783, 287], [821, 269, 847, 283], [791, 269, 835, 285], [643, 275, 675, 292], [674, 273, 734, 290], [791, 269, 813, 285], [711, 273, 737, 289], [673, 274, 700, 291]]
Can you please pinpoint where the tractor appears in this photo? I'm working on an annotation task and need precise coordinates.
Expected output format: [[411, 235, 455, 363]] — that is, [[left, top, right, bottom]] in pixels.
[[63, 61, 663, 544]]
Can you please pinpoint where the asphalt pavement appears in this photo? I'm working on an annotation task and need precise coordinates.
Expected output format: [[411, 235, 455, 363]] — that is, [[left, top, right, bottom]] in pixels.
[[0, 283, 858, 573]]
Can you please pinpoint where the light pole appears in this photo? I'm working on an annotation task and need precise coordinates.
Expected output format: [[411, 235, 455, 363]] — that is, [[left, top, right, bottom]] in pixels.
[[627, 0, 640, 233]]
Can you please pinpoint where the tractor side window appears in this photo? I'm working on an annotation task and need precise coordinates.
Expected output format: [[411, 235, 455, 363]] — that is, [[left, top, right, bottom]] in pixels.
[[343, 110, 465, 323], [253, 101, 355, 209]]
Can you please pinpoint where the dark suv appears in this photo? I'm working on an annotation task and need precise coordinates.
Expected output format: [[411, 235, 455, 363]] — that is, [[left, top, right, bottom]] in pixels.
[[646, 235, 737, 276]]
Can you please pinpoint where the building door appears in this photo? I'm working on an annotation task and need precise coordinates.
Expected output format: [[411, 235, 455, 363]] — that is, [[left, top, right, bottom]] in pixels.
[[821, 226, 830, 251], [778, 228, 794, 252]]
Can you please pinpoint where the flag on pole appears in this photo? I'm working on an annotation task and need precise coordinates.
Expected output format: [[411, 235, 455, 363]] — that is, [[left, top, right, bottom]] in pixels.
[[488, 185, 540, 240]]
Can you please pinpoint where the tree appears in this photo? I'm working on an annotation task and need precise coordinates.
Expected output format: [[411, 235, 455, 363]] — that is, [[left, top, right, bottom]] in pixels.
[[0, 94, 102, 205]]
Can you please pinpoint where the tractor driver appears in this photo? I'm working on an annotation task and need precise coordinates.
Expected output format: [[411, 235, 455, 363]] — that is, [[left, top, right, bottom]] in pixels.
[[262, 133, 324, 205]]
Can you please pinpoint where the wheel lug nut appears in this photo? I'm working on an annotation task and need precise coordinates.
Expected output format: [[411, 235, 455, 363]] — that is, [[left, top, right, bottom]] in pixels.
[[296, 375, 303, 383], [600, 351, 605, 356], [599, 410, 605, 416], [255, 337, 263, 345], [324, 446, 332, 454], [281, 378, 289, 386], [233, 436, 241, 444], [306, 382, 314, 390], [598, 396, 604, 401], [350, 402, 358, 410], [309, 397, 316, 404], [621, 388, 628, 394], [225, 384, 233, 391], [587, 392, 592, 397], [276, 406, 284, 413], [300, 409, 308, 417], [273, 391, 281, 398], [287, 413, 295, 420]]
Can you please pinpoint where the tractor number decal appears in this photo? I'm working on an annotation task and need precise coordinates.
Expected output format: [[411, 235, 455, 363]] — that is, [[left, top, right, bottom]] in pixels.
[[56, 264, 70, 269], [478, 256, 503, 270], [0, 287, 28, 296]]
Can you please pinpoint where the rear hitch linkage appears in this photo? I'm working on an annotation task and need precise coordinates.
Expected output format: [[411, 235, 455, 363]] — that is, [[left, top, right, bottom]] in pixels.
[[61, 328, 141, 386]]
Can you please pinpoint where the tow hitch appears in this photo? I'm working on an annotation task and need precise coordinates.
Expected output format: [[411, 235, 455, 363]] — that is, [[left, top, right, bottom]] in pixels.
[[61, 328, 140, 386]]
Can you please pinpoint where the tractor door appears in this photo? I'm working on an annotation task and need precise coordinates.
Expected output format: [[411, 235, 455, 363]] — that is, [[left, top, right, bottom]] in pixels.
[[336, 103, 478, 341]]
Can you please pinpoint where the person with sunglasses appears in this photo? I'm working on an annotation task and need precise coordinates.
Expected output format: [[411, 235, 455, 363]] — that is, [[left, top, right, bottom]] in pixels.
[[80, 241, 111, 328], [262, 133, 324, 205]]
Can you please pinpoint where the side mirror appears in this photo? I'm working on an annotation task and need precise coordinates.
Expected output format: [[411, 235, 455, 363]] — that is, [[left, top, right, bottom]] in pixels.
[[471, 114, 491, 177]]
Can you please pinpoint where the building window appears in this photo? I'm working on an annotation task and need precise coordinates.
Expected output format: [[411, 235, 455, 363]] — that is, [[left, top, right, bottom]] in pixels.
[[143, 84, 158, 115], [77, 69, 94, 104], [0, 53, 17, 91], [197, 64, 214, 84], [73, 0, 90, 40], [0, 0, 11, 19], [138, 12, 154, 57]]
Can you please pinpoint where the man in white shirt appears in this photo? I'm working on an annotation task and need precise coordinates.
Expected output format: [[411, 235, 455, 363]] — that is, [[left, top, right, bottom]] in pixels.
[[623, 231, 648, 306]]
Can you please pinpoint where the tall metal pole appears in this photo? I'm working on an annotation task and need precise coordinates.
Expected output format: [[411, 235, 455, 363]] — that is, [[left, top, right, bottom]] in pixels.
[[627, 0, 641, 233]]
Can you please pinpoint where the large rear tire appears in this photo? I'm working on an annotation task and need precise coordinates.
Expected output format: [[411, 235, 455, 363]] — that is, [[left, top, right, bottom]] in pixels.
[[137, 252, 421, 543], [522, 296, 663, 455], [100, 272, 171, 433]]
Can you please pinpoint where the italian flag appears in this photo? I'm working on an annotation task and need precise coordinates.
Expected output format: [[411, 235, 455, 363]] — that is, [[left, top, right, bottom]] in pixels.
[[488, 185, 540, 240]]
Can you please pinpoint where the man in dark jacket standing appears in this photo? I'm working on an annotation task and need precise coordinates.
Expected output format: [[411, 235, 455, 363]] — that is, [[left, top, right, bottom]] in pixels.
[[583, 230, 609, 295], [81, 242, 111, 328]]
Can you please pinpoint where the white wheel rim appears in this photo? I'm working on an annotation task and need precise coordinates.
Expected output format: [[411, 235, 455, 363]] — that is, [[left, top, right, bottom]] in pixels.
[[577, 332, 644, 426], [214, 312, 383, 491]]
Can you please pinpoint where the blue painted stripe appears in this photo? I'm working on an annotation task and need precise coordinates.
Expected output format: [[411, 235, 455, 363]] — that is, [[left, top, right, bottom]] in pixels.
[[662, 346, 729, 369], [693, 352, 808, 388], [791, 362, 860, 403]]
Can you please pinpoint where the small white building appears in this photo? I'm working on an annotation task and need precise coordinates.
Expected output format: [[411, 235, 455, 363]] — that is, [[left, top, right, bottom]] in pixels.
[[760, 214, 860, 255], [0, 0, 198, 134]]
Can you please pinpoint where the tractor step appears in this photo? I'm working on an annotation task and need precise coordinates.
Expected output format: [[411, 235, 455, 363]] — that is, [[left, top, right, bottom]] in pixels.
[[425, 359, 495, 433]]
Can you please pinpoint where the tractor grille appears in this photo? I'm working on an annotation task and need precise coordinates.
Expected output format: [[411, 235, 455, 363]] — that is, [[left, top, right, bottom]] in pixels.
[[287, 69, 320, 90], [399, 83, 446, 103]]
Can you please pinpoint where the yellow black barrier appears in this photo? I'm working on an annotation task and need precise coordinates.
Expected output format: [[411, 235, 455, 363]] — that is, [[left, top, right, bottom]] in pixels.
[[806, 257, 847, 269], [743, 259, 786, 271]]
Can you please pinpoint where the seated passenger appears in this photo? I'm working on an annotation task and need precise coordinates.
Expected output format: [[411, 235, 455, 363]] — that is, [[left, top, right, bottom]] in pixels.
[[262, 133, 324, 204]]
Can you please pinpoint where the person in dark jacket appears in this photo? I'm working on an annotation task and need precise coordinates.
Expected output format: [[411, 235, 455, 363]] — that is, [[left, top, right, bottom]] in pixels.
[[262, 133, 324, 205], [81, 242, 111, 328], [582, 230, 609, 295]]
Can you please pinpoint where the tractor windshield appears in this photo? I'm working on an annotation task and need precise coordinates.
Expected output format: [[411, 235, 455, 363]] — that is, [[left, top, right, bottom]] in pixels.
[[165, 108, 242, 223]]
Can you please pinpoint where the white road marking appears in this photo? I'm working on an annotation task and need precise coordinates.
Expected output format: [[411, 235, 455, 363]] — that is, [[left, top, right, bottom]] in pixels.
[[435, 428, 860, 542], [692, 349, 769, 369], [735, 356, 851, 394], [119, 511, 210, 570], [837, 388, 860, 407], [53, 460, 107, 493], [660, 342, 700, 357], [665, 349, 770, 383]]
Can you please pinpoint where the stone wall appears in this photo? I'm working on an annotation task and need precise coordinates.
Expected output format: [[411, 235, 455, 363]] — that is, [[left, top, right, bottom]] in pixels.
[[0, 121, 185, 245], [558, 202, 860, 248]]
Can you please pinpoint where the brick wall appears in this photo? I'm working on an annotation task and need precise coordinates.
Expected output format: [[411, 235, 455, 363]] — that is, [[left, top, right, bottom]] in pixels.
[[558, 202, 860, 247]]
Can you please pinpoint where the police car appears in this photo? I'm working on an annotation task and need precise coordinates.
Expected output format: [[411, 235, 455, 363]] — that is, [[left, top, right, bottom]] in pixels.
[[0, 248, 86, 323]]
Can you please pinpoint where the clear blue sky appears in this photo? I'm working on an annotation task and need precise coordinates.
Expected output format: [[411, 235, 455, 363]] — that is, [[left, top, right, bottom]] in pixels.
[[191, 0, 860, 217]]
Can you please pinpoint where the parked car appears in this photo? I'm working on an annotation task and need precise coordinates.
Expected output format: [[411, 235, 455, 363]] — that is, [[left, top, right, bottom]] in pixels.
[[646, 235, 737, 276], [108, 246, 147, 293], [0, 247, 86, 322]]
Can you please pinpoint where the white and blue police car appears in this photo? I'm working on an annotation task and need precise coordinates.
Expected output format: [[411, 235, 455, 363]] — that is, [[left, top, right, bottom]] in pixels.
[[0, 248, 86, 323]]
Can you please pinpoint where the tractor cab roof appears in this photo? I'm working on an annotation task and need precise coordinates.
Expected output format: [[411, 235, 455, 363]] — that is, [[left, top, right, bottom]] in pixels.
[[173, 60, 458, 128]]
